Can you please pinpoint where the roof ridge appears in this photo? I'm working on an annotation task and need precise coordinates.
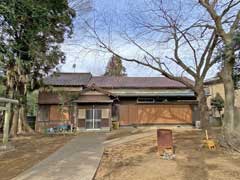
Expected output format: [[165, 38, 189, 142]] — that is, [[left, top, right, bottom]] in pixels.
[[54, 72, 91, 74], [92, 76, 168, 78], [43, 72, 92, 86], [91, 76, 193, 81]]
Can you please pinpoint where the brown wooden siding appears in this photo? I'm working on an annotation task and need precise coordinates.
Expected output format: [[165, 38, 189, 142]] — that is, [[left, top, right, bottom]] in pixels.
[[38, 91, 80, 105], [78, 119, 85, 128], [101, 119, 109, 127], [129, 105, 138, 124], [119, 104, 192, 125], [49, 105, 70, 121], [118, 104, 129, 125]]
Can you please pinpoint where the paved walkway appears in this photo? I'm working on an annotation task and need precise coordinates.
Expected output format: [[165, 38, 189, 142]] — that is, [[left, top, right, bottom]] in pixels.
[[13, 133, 106, 180]]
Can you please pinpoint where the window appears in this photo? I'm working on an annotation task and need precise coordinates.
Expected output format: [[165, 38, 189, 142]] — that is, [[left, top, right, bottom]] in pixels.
[[137, 98, 155, 104]]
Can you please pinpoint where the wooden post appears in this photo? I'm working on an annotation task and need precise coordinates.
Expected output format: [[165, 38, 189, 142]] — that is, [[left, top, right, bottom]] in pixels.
[[3, 103, 11, 145], [74, 103, 78, 130], [0, 97, 18, 146]]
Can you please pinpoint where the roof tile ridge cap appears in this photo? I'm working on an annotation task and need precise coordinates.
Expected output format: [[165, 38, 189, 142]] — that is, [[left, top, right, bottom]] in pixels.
[[53, 72, 92, 74]]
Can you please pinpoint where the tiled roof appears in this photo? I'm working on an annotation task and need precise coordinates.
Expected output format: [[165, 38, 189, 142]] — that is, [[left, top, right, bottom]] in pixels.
[[89, 76, 192, 89], [43, 72, 92, 86], [43, 72, 193, 89]]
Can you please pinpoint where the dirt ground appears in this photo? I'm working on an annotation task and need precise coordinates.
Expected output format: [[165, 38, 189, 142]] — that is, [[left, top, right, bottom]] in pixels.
[[95, 129, 240, 180], [0, 134, 74, 180]]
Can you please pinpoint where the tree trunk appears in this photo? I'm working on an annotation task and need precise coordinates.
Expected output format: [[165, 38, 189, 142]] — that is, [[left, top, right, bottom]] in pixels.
[[10, 90, 34, 135], [16, 98, 34, 134], [222, 46, 235, 133], [10, 108, 19, 137], [17, 105, 23, 134], [196, 85, 209, 129], [6, 69, 34, 135], [219, 43, 240, 151]]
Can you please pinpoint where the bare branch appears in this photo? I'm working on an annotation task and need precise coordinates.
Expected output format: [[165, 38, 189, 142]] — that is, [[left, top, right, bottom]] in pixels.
[[172, 29, 197, 78], [230, 10, 240, 33], [86, 22, 194, 89], [221, 0, 240, 18], [199, 0, 226, 38], [202, 34, 219, 78], [198, 31, 216, 71], [175, 27, 198, 69]]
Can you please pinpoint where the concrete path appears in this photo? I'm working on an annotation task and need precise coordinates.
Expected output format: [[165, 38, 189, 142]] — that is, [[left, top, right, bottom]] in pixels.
[[13, 133, 106, 180]]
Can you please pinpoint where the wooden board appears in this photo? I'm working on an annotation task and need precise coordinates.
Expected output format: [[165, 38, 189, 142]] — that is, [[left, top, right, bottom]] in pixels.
[[49, 105, 70, 121], [119, 104, 192, 125], [129, 105, 138, 124], [119, 105, 129, 125]]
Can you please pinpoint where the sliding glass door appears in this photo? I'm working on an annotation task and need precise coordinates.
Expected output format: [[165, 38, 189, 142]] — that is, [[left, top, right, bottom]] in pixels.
[[86, 107, 101, 129]]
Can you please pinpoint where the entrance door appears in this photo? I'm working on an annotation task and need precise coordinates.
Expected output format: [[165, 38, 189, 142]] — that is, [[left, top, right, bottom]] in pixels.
[[85, 107, 102, 129], [94, 109, 101, 129]]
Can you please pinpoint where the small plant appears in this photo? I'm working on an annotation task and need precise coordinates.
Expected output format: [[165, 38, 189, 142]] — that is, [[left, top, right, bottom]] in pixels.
[[211, 93, 224, 113]]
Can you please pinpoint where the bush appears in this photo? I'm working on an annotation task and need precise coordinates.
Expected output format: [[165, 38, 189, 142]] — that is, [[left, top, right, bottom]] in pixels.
[[211, 93, 224, 112]]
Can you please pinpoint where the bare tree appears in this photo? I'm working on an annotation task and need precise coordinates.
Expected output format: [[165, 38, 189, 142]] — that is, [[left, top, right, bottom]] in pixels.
[[199, 0, 240, 148], [86, 0, 220, 129]]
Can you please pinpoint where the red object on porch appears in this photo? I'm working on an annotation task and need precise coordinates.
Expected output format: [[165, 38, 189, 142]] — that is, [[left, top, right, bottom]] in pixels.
[[157, 129, 173, 154]]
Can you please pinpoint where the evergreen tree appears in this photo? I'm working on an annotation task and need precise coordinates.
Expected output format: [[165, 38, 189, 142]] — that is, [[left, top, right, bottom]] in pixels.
[[104, 55, 127, 76], [0, 0, 75, 135]]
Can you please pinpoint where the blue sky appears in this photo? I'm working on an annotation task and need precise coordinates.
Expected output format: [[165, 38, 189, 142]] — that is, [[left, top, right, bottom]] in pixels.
[[61, 0, 163, 76], [60, 0, 219, 78]]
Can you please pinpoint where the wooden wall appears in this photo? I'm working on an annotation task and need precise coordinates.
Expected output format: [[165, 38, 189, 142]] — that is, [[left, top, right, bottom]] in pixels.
[[36, 104, 111, 132], [119, 104, 192, 125], [36, 105, 72, 132], [49, 105, 70, 121]]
